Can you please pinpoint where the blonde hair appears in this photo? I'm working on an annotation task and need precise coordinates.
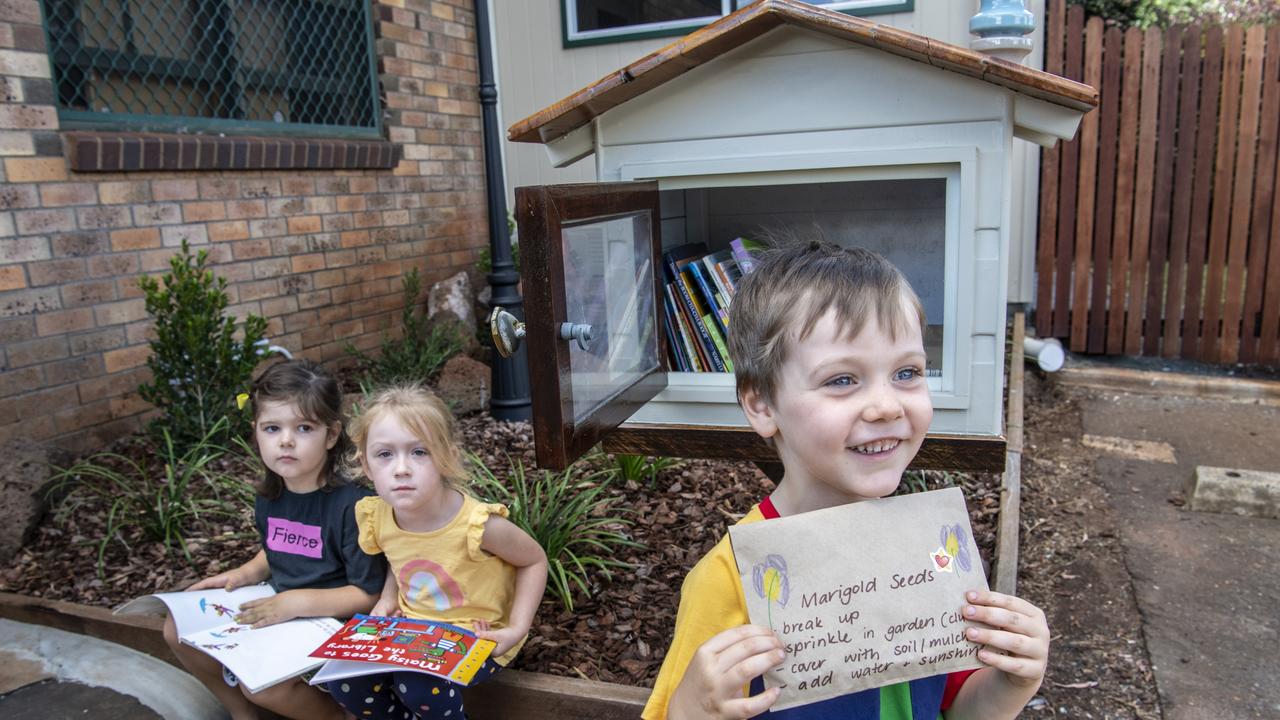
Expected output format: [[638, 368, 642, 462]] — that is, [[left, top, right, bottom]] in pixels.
[[347, 385, 468, 488], [725, 233, 925, 406]]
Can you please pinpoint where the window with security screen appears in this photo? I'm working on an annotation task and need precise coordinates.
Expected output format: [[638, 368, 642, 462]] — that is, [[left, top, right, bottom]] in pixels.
[[41, 0, 382, 139]]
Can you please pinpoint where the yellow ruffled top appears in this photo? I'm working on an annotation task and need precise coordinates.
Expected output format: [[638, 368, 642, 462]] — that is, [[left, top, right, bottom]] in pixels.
[[355, 493, 523, 665]]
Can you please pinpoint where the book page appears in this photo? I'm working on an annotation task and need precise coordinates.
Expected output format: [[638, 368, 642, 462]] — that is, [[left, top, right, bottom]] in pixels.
[[181, 616, 343, 694], [114, 585, 277, 635], [728, 488, 988, 711], [309, 615, 497, 687]]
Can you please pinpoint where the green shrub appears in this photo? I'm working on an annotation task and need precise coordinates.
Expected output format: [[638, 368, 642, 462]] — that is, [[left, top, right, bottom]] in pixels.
[[48, 417, 252, 576], [608, 453, 684, 486], [346, 268, 465, 394], [137, 241, 268, 449], [468, 452, 641, 612]]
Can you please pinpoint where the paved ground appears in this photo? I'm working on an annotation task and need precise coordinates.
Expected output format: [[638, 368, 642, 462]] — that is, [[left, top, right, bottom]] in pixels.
[[0, 618, 223, 719], [1070, 387, 1280, 719]]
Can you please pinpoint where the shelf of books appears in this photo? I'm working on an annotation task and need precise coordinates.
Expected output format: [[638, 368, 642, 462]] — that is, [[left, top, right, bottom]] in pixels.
[[660, 238, 759, 373]]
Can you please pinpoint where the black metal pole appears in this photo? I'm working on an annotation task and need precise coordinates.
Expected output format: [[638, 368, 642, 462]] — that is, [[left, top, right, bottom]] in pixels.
[[474, 0, 531, 421]]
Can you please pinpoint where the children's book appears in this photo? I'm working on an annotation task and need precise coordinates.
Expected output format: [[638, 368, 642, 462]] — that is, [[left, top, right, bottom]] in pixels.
[[308, 615, 497, 687], [115, 586, 343, 693], [730, 237, 763, 275], [702, 249, 738, 302]]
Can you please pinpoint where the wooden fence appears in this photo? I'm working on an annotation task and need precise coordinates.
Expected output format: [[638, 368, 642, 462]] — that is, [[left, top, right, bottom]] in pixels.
[[1037, 2, 1280, 364]]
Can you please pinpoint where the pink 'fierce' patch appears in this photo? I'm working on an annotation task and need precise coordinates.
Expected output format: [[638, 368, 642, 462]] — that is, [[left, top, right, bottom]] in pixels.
[[266, 517, 323, 558]]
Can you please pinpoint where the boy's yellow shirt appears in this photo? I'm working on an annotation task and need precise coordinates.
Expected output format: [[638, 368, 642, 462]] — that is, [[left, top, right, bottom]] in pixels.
[[643, 505, 766, 719]]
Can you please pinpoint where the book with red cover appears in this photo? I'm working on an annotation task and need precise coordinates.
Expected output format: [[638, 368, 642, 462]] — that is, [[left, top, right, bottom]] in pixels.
[[308, 615, 496, 687]]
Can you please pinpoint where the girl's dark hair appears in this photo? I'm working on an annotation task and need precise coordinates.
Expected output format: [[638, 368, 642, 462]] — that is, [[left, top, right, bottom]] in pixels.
[[249, 359, 352, 499]]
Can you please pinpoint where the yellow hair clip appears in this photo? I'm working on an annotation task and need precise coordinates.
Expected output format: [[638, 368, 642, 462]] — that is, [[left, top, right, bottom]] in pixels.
[[236, 392, 251, 410]]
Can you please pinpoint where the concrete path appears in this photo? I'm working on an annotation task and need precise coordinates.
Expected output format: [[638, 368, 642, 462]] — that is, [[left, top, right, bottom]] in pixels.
[[1072, 389, 1280, 719], [0, 618, 225, 719]]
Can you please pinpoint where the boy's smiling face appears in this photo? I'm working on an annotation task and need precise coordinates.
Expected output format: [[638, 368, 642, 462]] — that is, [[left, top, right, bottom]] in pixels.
[[742, 301, 933, 514]]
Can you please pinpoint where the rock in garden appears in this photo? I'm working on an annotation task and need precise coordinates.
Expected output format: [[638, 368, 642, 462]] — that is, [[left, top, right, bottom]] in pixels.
[[434, 355, 490, 415], [0, 439, 71, 564], [428, 271, 476, 331]]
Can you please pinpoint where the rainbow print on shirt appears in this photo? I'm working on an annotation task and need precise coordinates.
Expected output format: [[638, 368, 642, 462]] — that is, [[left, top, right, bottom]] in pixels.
[[399, 558, 465, 611]]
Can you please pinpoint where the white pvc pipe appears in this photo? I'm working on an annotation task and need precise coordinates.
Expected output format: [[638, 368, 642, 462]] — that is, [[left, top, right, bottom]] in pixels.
[[1023, 336, 1065, 372]]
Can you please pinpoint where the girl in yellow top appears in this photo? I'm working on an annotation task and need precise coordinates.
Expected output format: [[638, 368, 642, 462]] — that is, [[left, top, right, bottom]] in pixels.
[[329, 385, 548, 720]]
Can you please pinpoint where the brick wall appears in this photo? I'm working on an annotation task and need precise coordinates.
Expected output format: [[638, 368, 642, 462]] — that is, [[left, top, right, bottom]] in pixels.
[[0, 0, 490, 453]]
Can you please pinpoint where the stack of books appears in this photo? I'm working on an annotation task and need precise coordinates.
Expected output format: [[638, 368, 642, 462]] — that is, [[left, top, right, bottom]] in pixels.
[[661, 238, 761, 372]]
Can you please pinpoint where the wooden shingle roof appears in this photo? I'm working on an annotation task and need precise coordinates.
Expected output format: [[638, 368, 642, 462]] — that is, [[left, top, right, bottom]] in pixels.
[[508, 0, 1097, 145]]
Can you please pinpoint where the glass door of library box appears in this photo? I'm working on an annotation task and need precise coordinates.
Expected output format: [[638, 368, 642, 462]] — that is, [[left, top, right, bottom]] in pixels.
[[515, 181, 668, 470]]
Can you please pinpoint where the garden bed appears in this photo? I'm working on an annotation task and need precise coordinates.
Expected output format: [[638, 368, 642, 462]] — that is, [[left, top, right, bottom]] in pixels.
[[0, 411, 1000, 690]]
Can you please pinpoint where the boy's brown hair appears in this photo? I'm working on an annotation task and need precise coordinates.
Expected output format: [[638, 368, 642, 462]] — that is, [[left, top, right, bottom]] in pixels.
[[725, 234, 926, 406]]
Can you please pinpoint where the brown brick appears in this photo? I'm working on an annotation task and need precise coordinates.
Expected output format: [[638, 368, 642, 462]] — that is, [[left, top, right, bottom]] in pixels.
[[45, 355, 106, 388], [182, 201, 226, 222], [61, 279, 116, 307], [287, 215, 322, 234], [27, 257, 86, 286], [0, 316, 34, 343], [111, 226, 161, 251], [0, 236, 48, 264], [0, 184, 39, 210], [161, 223, 208, 247], [108, 392, 150, 420], [0, 365, 42, 398], [132, 203, 182, 226], [51, 231, 108, 258], [313, 269, 343, 289], [98, 181, 151, 205], [124, 319, 154, 345], [207, 220, 249, 242], [335, 194, 366, 212], [232, 239, 272, 259], [94, 298, 146, 326], [77, 366, 147, 402], [15, 207, 75, 234], [297, 289, 331, 309], [282, 178, 315, 195], [249, 217, 287, 238], [290, 253, 325, 273], [34, 306, 94, 335], [39, 182, 98, 207], [261, 295, 298, 317], [87, 254, 137, 278], [7, 335, 69, 367], [53, 398, 113, 435], [0, 264, 24, 290], [151, 179, 198, 201], [116, 274, 145, 299], [0, 286, 59, 317], [227, 199, 267, 219], [102, 344, 150, 373], [77, 205, 132, 230], [253, 258, 290, 278], [68, 327, 126, 355], [4, 156, 66, 182]]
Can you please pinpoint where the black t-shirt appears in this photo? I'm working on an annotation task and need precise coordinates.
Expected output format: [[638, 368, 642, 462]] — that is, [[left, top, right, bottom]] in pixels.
[[253, 481, 385, 595]]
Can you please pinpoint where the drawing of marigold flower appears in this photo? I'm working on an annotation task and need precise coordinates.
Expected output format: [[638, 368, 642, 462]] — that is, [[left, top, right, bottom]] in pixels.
[[939, 524, 973, 572], [752, 554, 790, 630]]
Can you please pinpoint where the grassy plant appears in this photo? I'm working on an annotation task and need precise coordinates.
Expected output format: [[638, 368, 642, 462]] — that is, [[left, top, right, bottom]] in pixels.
[[896, 469, 959, 496], [137, 241, 268, 450], [609, 453, 684, 485], [48, 418, 253, 576], [346, 268, 465, 391], [468, 452, 641, 612]]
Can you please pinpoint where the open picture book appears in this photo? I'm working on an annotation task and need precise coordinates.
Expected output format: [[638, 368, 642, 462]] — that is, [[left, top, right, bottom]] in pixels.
[[115, 585, 342, 693], [308, 615, 497, 687]]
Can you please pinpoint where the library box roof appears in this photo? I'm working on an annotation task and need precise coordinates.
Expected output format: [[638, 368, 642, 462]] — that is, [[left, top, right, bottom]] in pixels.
[[507, 0, 1097, 152]]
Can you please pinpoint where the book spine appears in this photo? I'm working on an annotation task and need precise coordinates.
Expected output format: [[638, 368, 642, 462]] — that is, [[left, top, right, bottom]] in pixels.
[[666, 283, 704, 371], [730, 237, 757, 275], [704, 314, 734, 373], [704, 255, 734, 307], [688, 261, 730, 337], [678, 271, 726, 372], [660, 291, 688, 372]]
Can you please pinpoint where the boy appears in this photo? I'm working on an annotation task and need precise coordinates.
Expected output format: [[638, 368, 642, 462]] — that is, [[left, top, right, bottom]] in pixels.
[[643, 240, 1049, 719]]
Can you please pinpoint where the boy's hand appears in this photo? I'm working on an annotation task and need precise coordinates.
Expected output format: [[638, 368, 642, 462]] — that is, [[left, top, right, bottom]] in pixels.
[[668, 625, 784, 720], [187, 568, 250, 592], [370, 597, 401, 618], [962, 590, 1050, 687], [235, 592, 301, 629]]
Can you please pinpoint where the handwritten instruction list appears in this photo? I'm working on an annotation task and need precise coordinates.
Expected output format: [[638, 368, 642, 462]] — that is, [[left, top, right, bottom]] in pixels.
[[729, 488, 988, 711]]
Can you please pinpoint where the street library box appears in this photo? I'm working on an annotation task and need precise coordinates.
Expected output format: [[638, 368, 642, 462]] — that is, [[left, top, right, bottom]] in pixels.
[[504, 1, 1095, 471]]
